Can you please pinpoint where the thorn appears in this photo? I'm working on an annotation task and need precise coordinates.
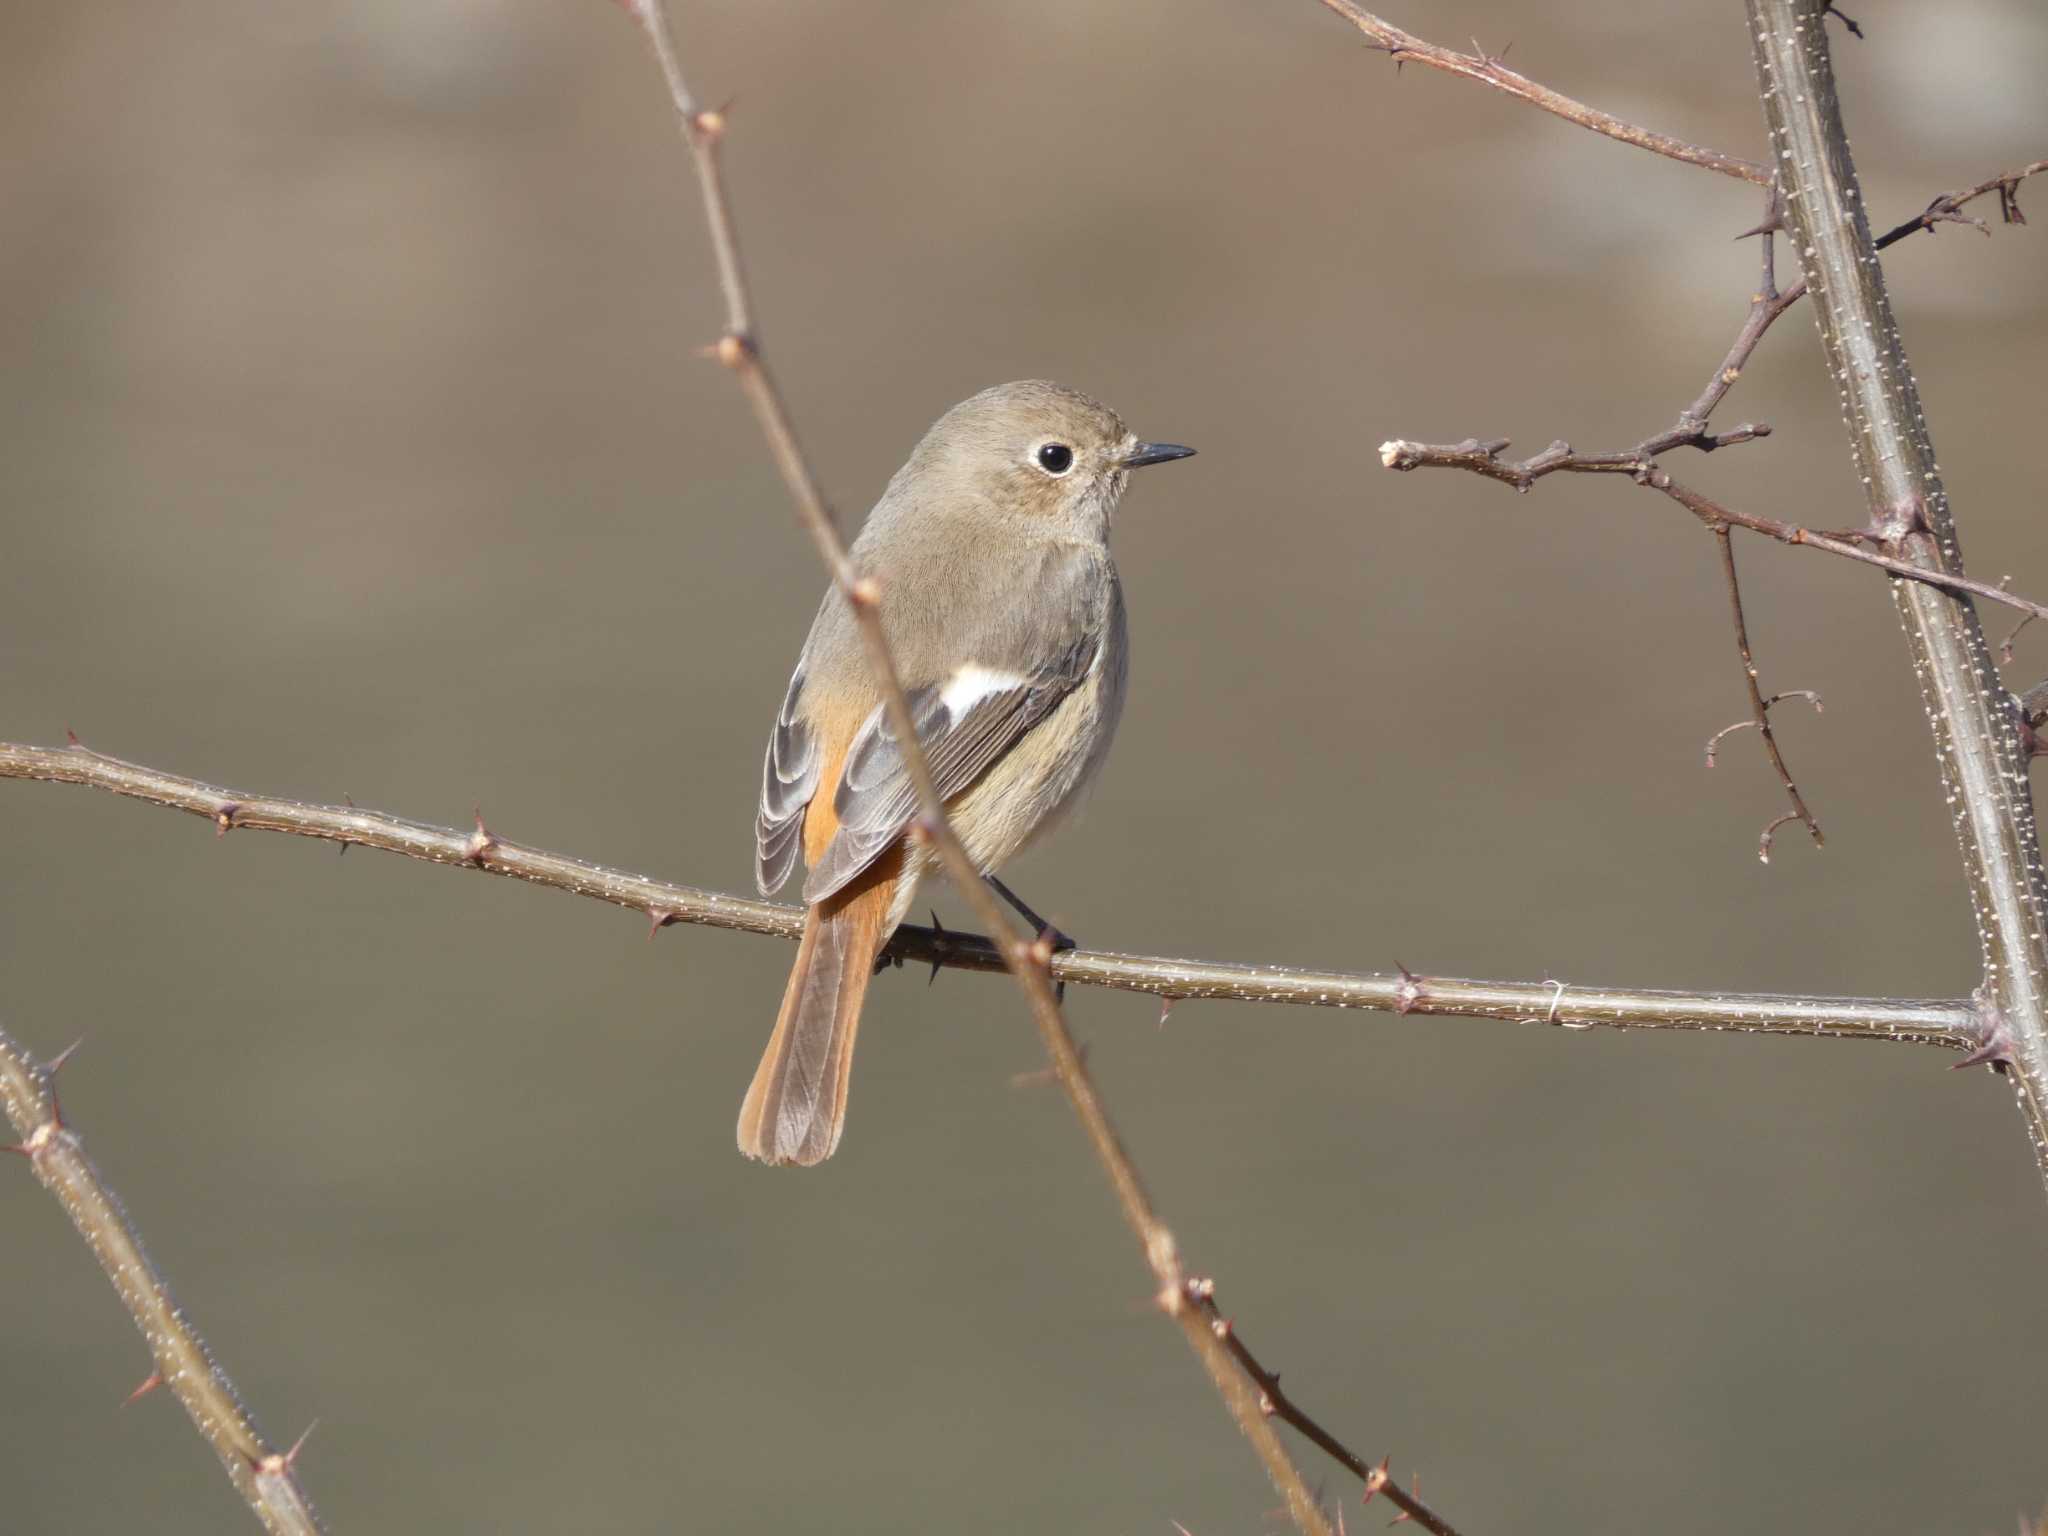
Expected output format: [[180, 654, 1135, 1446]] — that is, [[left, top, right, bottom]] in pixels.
[[926, 909, 950, 985], [282, 1420, 318, 1468], [2, 1141, 31, 1158], [645, 907, 676, 940], [1007, 1040, 1087, 1089], [1361, 1458, 1391, 1506], [214, 803, 239, 838], [1956, 984, 2015, 1070], [65, 727, 84, 748], [251, 1420, 319, 1475], [46, 1038, 84, 1077], [339, 794, 355, 856], [123, 1371, 163, 1407], [1392, 963, 1423, 1015], [1157, 995, 1178, 1029], [464, 808, 496, 866]]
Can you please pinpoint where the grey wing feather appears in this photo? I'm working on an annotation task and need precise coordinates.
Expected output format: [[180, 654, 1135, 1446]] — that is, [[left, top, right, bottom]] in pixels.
[[755, 663, 819, 895], [801, 636, 1097, 905]]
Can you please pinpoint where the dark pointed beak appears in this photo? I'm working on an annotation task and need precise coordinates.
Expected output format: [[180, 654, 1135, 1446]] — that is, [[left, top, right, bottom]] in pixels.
[[1121, 441, 1196, 469]]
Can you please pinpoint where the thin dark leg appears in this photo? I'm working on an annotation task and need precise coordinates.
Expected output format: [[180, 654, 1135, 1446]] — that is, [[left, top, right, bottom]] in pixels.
[[985, 874, 1074, 1004], [985, 875, 1074, 951]]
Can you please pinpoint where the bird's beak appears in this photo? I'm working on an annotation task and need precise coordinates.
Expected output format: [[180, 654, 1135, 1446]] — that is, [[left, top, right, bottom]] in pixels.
[[1121, 441, 1196, 469]]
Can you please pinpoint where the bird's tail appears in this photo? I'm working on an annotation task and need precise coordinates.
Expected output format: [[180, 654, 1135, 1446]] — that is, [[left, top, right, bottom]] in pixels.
[[737, 858, 901, 1166]]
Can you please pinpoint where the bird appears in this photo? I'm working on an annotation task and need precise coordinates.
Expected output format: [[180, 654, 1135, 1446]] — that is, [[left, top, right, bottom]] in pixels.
[[740, 380, 1193, 1165]]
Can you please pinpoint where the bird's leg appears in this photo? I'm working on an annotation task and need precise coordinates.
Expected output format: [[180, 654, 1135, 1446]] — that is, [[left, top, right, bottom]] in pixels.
[[984, 875, 1074, 953]]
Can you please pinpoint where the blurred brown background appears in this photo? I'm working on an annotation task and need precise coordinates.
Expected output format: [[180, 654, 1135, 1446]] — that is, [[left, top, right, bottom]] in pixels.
[[4, 2, 2047, 1532]]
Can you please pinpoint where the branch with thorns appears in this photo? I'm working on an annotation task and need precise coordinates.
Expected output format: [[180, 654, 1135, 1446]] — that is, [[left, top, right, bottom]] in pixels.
[[1314, 2, 1771, 185], [0, 1027, 324, 1535], [0, 737, 1996, 1058], [619, 2, 1356, 1531], [1186, 1278, 1461, 1536], [1376, 157, 2043, 855]]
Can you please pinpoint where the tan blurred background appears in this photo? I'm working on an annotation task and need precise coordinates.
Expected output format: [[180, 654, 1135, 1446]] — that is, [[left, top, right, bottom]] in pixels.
[[4, 2, 2047, 1531]]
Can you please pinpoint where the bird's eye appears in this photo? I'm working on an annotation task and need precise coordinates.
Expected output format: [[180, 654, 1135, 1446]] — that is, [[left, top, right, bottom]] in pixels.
[[1035, 442, 1074, 475]]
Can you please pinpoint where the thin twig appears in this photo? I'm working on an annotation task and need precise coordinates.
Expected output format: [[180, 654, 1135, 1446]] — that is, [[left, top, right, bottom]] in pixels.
[[0, 1026, 324, 1535], [1186, 1279, 1461, 1536], [619, 4, 1337, 1530], [1375, 441, 2048, 625], [1712, 527, 1824, 860], [1314, 0, 1770, 185], [0, 741, 1987, 1053], [1871, 161, 2045, 249], [1379, 157, 2041, 495]]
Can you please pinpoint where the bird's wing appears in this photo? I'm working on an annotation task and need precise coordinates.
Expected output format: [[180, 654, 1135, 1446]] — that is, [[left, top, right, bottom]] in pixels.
[[801, 635, 1100, 906], [755, 660, 820, 895]]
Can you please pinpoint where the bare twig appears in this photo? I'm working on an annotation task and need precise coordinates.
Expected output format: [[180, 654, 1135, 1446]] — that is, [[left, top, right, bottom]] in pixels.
[[1376, 156, 2043, 504], [1376, 441, 2048, 625], [1712, 527, 1824, 859], [619, 3, 1334, 1530], [1748, 0, 2048, 1189], [1186, 1279, 1461, 1536], [1314, 0, 1770, 185], [0, 740, 1987, 1053], [0, 1026, 324, 1535], [1872, 161, 2045, 249]]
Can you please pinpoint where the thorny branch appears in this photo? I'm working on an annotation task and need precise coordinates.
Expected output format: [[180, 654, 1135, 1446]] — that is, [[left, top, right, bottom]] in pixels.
[[0, 1027, 324, 1535], [1186, 1279, 1461, 1536], [619, 3, 1342, 1531], [1376, 156, 2043, 849], [1747, 0, 2048, 1191], [1314, 1, 1771, 185], [1378, 436, 2048, 623], [0, 740, 1992, 1055]]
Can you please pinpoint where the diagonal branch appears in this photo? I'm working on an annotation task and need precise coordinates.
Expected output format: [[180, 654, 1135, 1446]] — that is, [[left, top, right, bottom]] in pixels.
[[0, 740, 1987, 1054], [1186, 1278, 1461, 1536], [619, 4, 1340, 1531], [0, 1026, 324, 1535], [1313, 1, 1770, 184]]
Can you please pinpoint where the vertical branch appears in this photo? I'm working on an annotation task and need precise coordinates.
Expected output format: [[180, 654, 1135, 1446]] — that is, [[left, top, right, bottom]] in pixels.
[[0, 1027, 323, 1535], [1747, 1, 2048, 1184], [617, 4, 1338, 1530]]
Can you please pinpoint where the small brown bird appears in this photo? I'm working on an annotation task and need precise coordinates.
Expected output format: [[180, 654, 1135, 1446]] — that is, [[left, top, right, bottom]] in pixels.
[[740, 381, 1193, 1165]]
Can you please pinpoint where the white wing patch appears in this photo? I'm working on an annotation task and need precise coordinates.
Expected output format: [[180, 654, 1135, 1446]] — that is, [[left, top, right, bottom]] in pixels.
[[941, 665, 1029, 716]]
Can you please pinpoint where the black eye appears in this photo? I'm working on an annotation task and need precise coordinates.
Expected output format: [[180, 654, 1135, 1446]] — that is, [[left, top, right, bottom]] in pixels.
[[1036, 442, 1074, 475]]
